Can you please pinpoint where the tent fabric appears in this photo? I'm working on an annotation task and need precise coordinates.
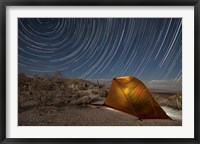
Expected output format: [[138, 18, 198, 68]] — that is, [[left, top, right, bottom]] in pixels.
[[104, 76, 170, 119]]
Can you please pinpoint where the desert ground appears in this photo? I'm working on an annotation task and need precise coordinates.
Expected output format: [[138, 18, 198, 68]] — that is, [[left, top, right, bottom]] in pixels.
[[18, 73, 182, 126]]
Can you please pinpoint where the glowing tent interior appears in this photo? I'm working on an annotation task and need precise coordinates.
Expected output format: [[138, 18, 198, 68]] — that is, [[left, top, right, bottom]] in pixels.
[[104, 76, 170, 119]]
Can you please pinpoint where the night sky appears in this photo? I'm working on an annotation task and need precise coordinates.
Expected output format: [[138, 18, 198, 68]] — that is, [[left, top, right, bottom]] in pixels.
[[18, 18, 182, 89]]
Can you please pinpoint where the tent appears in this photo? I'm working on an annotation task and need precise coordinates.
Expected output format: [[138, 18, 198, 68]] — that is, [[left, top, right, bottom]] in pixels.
[[104, 76, 170, 119]]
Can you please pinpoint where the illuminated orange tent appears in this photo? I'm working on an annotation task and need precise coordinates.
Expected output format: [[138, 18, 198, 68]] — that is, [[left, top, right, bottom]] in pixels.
[[104, 76, 170, 119]]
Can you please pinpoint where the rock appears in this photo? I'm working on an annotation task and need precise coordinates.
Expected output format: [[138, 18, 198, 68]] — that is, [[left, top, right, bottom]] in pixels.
[[77, 96, 91, 105], [69, 99, 77, 105], [88, 85, 94, 89], [90, 98, 105, 105]]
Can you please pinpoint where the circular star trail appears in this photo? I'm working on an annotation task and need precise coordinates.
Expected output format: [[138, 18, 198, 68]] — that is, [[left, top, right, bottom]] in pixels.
[[18, 18, 182, 88]]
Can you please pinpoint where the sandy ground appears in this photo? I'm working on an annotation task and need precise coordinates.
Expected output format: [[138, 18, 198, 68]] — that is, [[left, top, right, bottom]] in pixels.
[[18, 105, 181, 126]]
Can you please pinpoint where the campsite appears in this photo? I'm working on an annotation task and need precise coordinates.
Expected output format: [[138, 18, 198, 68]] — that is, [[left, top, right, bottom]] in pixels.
[[18, 18, 182, 126], [18, 74, 182, 126]]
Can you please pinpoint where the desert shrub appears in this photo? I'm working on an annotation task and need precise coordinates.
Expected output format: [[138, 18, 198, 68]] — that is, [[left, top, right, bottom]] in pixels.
[[18, 73, 103, 111], [152, 93, 182, 110]]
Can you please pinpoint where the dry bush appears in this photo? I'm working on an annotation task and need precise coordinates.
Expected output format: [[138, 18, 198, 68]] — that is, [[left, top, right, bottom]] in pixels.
[[152, 93, 182, 110], [18, 73, 108, 112]]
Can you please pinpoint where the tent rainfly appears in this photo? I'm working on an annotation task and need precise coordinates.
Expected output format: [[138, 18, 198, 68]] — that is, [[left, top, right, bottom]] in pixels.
[[104, 76, 170, 119]]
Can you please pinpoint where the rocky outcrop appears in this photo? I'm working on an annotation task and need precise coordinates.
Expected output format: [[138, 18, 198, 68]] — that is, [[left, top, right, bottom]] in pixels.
[[18, 73, 108, 111]]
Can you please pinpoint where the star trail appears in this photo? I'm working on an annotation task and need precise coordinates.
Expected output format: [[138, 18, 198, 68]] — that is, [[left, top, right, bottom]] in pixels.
[[18, 18, 182, 89]]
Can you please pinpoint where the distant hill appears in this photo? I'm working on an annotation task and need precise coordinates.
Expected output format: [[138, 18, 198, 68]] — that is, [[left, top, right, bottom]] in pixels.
[[88, 79, 112, 87], [149, 89, 182, 94]]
